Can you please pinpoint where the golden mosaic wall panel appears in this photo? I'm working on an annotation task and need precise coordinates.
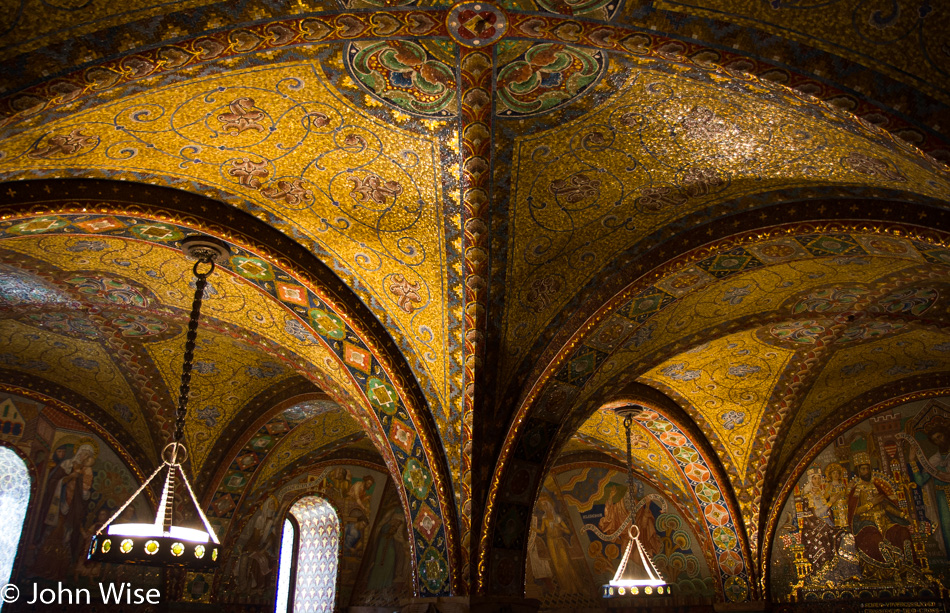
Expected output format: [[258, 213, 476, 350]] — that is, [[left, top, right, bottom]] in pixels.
[[1, 0, 227, 60], [146, 331, 297, 468], [577, 254, 920, 405], [0, 318, 153, 454], [0, 233, 380, 469], [253, 407, 364, 486], [0, 59, 452, 433]]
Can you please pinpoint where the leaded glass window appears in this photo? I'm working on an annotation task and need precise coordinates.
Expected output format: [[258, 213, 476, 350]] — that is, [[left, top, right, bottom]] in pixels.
[[274, 497, 339, 613], [0, 446, 30, 612]]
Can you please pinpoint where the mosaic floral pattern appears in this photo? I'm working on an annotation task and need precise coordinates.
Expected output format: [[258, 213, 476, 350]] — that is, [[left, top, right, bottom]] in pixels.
[[0, 61, 454, 455], [2, 0, 950, 599], [347, 41, 458, 117], [641, 330, 796, 482], [495, 43, 606, 116]]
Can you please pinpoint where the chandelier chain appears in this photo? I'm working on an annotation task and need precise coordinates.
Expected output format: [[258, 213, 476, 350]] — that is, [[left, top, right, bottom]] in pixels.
[[175, 258, 215, 442], [623, 413, 635, 511]]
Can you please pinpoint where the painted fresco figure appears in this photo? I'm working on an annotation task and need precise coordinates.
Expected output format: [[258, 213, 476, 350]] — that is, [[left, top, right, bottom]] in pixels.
[[598, 483, 628, 537], [908, 420, 950, 556], [344, 511, 369, 552], [825, 462, 850, 528], [34, 442, 97, 576], [847, 452, 913, 575], [241, 495, 278, 592], [802, 467, 832, 525], [537, 496, 584, 593], [527, 514, 554, 588], [366, 511, 406, 591], [346, 475, 374, 516]]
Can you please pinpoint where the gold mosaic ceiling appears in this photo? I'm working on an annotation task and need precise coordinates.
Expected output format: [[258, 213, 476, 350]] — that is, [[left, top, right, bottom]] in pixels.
[[1, 0, 950, 597]]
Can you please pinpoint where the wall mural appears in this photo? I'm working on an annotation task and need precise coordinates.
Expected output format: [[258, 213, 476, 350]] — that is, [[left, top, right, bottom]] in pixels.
[[351, 478, 413, 607], [526, 464, 715, 608], [0, 392, 159, 595], [771, 397, 950, 602], [220, 463, 388, 608]]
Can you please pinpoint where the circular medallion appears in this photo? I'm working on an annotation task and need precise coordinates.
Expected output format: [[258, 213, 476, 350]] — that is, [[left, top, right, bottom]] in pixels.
[[447, 2, 507, 47]]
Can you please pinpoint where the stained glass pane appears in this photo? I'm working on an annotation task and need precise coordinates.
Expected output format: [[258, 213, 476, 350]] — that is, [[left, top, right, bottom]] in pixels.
[[289, 497, 339, 613], [275, 519, 294, 613], [0, 447, 30, 612]]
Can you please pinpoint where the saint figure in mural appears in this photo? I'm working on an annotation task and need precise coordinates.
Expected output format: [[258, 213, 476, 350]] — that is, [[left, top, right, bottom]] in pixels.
[[847, 452, 913, 574], [802, 467, 833, 525], [824, 462, 850, 528], [528, 514, 554, 587], [346, 475, 374, 516], [537, 496, 584, 593], [242, 495, 279, 592], [908, 419, 950, 556], [366, 511, 405, 591], [598, 483, 628, 537], [344, 511, 370, 552], [34, 441, 97, 576]]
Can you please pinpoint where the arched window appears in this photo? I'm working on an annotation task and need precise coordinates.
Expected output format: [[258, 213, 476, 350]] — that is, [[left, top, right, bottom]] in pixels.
[[274, 497, 340, 613], [0, 446, 30, 610]]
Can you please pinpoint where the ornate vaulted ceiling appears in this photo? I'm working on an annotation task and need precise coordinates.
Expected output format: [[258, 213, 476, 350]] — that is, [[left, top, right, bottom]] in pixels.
[[1, 0, 950, 603]]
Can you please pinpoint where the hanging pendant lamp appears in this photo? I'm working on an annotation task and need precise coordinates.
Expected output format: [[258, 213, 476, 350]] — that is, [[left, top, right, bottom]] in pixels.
[[602, 405, 671, 599], [88, 236, 228, 569]]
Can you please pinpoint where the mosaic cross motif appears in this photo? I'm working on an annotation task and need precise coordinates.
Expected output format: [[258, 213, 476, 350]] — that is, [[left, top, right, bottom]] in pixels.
[[447, 2, 508, 47]]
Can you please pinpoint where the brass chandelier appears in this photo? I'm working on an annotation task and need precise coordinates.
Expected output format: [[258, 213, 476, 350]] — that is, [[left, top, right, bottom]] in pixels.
[[87, 236, 227, 569]]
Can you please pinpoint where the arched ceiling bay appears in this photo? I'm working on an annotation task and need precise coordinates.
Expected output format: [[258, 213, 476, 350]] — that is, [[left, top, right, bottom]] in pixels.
[[0, 232, 371, 470], [638, 328, 796, 485], [0, 203, 459, 597], [512, 227, 950, 564], [564, 406, 749, 596], [499, 58, 948, 382], [0, 53, 460, 462], [2, 45, 948, 454], [2, 0, 948, 158]]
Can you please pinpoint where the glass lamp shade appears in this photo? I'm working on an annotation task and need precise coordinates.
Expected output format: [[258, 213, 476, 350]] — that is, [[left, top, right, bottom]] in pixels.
[[88, 531, 219, 568]]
